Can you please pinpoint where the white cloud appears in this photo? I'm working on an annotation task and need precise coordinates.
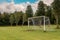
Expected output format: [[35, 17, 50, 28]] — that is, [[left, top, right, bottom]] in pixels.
[[0, 0, 39, 14], [0, 0, 54, 14], [42, 0, 54, 6]]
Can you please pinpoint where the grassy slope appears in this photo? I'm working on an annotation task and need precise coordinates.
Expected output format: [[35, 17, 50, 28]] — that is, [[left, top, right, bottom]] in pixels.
[[0, 25, 60, 40]]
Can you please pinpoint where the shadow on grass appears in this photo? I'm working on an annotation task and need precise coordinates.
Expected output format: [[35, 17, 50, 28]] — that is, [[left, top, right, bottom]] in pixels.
[[22, 29, 58, 33]]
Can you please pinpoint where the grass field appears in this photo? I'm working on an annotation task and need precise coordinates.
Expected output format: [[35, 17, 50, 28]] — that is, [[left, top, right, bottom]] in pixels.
[[0, 25, 60, 40]]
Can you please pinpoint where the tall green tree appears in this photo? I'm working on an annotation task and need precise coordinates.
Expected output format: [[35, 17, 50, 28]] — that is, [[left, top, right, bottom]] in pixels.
[[0, 13, 2, 25], [14, 12, 21, 26], [24, 5, 33, 25], [22, 13, 27, 25], [45, 6, 55, 24], [26, 5, 33, 18], [52, 0, 60, 28], [9, 14, 15, 26], [1, 12, 9, 25], [18, 11, 23, 25], [35, 1, 45, 16]]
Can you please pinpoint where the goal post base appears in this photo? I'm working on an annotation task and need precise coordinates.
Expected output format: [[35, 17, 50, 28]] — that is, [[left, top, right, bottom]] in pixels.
[[43, 30, 46, 32]]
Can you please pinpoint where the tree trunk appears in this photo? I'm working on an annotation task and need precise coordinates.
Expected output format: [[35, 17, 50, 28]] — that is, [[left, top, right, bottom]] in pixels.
[[11, 23, 12, 26], [16, 23, 18, 26], [22, 21, 24, 26], [56, 16, 59, 29]]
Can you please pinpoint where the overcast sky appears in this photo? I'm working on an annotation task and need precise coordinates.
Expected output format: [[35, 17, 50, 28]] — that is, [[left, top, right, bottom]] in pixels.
[[0, 0, 54, 13]]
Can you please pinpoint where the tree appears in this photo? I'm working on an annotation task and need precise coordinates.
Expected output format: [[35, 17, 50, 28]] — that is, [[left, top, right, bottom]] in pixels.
[[52, 0, 60, 28], [24, 5, 33, 25], [45, 6, 55, 24], [1, 12, 10, 25], [26, 5, 33, 18], [0, 13, 2, 25], [35, 1, 45, 16], [9, 14, 15, 26], [14, 12, 21, 26], [18, 11, 23, 25], [22, 13, 27, 25]]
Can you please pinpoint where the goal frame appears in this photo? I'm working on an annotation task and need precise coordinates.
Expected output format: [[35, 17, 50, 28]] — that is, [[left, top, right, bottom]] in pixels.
[[28, 16, 50, 31]]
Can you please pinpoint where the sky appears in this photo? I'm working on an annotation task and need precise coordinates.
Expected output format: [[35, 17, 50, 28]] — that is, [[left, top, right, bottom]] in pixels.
[[0, 0, 38, 4], [0, 0, 54, 13]]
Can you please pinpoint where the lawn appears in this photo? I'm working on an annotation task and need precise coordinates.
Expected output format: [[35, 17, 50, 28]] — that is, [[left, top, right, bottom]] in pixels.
[[0, 25, 60, 40]]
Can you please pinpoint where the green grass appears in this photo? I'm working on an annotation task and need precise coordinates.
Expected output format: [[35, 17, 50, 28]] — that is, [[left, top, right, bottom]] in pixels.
[[0, 25, 60, 40]]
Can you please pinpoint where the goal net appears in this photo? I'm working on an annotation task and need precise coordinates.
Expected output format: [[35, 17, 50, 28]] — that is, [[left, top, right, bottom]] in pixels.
[[28, 16, 50, 31]]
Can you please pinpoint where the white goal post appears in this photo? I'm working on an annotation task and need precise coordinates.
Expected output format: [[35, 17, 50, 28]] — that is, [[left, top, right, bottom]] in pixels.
[[28, 16, 50, 31]]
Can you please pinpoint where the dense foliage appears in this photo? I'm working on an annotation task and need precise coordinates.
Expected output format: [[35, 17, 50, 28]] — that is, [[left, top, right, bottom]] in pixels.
[[52, 0, 60, 28], [35, 1, 45, 16]]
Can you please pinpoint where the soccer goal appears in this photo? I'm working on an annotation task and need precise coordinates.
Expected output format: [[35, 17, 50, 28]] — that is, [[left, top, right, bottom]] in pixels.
[[28, 16, 50, 31]]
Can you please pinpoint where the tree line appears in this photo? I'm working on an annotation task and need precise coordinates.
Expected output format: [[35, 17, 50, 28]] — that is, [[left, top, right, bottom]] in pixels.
[[0, 0, 60, 28]]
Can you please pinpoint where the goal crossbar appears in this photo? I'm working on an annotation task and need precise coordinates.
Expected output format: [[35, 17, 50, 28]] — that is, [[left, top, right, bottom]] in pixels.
[[28, 16, 48, 19]]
